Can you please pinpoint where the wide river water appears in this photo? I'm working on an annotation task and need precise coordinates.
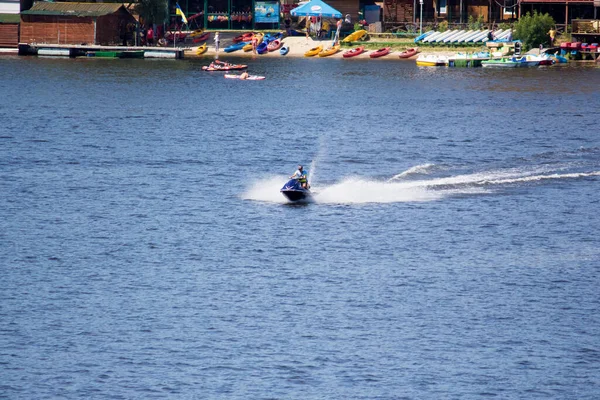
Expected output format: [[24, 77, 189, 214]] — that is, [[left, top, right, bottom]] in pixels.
[[1, 55, 600, 399]]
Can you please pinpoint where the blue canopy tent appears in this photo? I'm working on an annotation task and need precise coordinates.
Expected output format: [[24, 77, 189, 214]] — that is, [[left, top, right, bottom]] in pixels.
[[290, 0, 342, 18]]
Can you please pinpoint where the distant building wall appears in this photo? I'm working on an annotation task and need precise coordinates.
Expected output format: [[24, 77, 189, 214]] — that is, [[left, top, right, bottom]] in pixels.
[[0, 22, 18, 46], [20, 15, 95, 44], [327, 0, 360, 21]]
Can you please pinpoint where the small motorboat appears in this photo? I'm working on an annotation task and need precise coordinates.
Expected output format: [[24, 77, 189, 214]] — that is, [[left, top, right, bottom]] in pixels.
[[257, 42, 268, 54], [370, 47, 391, 58], [196, 43, 207, 55], [318, 45, 340, 57], [202, 61, 248, 71], [280, 179, 311, 202], [343, 46, 365, 58], [224, 74, 265, 80], [305, 46, 322, 57], [280, 46, 289, 56], [398, 47, 419, 58], [224, 42, 250, 53], [267, 39, 283, 52]]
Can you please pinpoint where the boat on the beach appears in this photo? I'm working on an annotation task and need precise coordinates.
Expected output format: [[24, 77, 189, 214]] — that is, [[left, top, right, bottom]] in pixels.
[[305, 46, 322, 57], [233, 32, 254, 43], [267, 39, 283, 52], [370, 47, 391, 58], [343, 46, 365, 58], [398, 47, 419, 58], [189, 29, 205, 38], [202, 61, 248, 71], [257, 42, 268, 54], [280, 46, 289, 56], [224, 74, 265, 80], [342, 29, 368, 42], [192, 32, 210, 43], [318, 45, 340, 57], [280, 179, 311, 202], [243, 43, 253, 52], [224, 42, 250, 53], [481, 58, 519, 68], [415, 54, 447, 66], [196, 43, 207, 55]]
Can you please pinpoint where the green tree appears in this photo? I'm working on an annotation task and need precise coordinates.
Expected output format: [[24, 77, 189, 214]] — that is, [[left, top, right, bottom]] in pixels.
[[513, 11, 555, 50], [135, 0, 168, 25]]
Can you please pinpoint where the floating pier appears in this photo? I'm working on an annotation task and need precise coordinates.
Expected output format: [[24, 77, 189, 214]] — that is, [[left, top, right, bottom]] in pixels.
[[18, 43, 184, 59]]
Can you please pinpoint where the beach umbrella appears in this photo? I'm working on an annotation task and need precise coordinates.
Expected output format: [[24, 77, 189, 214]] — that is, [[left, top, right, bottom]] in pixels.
[[290, 0, 342, 18]]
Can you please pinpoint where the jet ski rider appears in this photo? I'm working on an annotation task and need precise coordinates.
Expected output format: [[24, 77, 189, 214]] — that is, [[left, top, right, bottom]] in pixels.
[[290, 165, 309, 189]]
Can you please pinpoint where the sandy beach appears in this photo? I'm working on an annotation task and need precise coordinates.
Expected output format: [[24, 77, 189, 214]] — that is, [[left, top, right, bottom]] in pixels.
[[184, 36, 430, 60]]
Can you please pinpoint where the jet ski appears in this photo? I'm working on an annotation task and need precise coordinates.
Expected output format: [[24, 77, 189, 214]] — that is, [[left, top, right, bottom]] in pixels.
[[280, 179, 311, 202]]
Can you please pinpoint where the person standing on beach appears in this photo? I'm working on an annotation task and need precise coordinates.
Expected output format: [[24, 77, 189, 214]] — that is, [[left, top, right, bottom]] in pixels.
[[214, 31, 220, 59], [548, 27, 556, 47], [252, 34, 258, 54], [333, 18, 342, 45]]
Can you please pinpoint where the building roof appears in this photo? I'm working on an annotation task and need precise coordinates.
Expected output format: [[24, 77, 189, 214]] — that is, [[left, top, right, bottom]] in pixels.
[[21, 2, 127, 17], [0, 13, 21, 23]]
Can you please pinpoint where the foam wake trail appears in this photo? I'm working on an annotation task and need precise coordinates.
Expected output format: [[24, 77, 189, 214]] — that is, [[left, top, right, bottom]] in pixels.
[[481, 171, 600, 185], [315, 177, 444, 204], [242, 167, 600, 205], [389, 163, 436, 181], [242, 176, 289, 203]]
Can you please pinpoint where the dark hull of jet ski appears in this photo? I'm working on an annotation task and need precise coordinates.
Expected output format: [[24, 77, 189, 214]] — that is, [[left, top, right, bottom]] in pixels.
[[280, 179, 311, 202]]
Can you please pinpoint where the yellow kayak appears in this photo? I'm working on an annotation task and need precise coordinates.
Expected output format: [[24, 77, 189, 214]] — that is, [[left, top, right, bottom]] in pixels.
[[254, 32, 264, 45], [305, 46, 322, 57], [196, 43, 207, 55], [190, 29, 205, 38], [342, 29, 368, 43], [318, 45, 340, 57], [243, 43, 253, 52]]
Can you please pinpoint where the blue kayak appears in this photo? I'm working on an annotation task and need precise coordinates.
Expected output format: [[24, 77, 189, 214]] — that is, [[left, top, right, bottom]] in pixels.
[[224, 41, 250, 53], [257, 42, 268, 54]]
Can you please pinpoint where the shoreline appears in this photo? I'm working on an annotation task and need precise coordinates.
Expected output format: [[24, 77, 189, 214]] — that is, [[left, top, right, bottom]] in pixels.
[[185, 37, 470, 60]]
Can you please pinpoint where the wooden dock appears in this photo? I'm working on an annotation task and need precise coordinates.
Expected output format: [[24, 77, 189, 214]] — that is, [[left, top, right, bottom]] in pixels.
[[18, 43, 185, 59]]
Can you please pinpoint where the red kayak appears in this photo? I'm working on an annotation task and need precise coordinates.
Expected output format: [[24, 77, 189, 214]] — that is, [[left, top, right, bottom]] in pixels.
[[233, 32, 254, 43], [267, 39, 282, 52], [398, 47, 419, 59], [192, 32, 210, 43], [343, 46, 365, 58], [202, 61, 248, 71], [370, 47, 391, 58]]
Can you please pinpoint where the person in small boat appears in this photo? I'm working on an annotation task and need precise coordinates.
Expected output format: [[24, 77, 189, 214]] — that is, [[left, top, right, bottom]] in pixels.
[[290, 165, 309, 189]]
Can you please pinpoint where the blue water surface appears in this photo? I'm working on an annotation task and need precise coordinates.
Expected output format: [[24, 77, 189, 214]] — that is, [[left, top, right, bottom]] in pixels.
[[1, 55, 599, 399]]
